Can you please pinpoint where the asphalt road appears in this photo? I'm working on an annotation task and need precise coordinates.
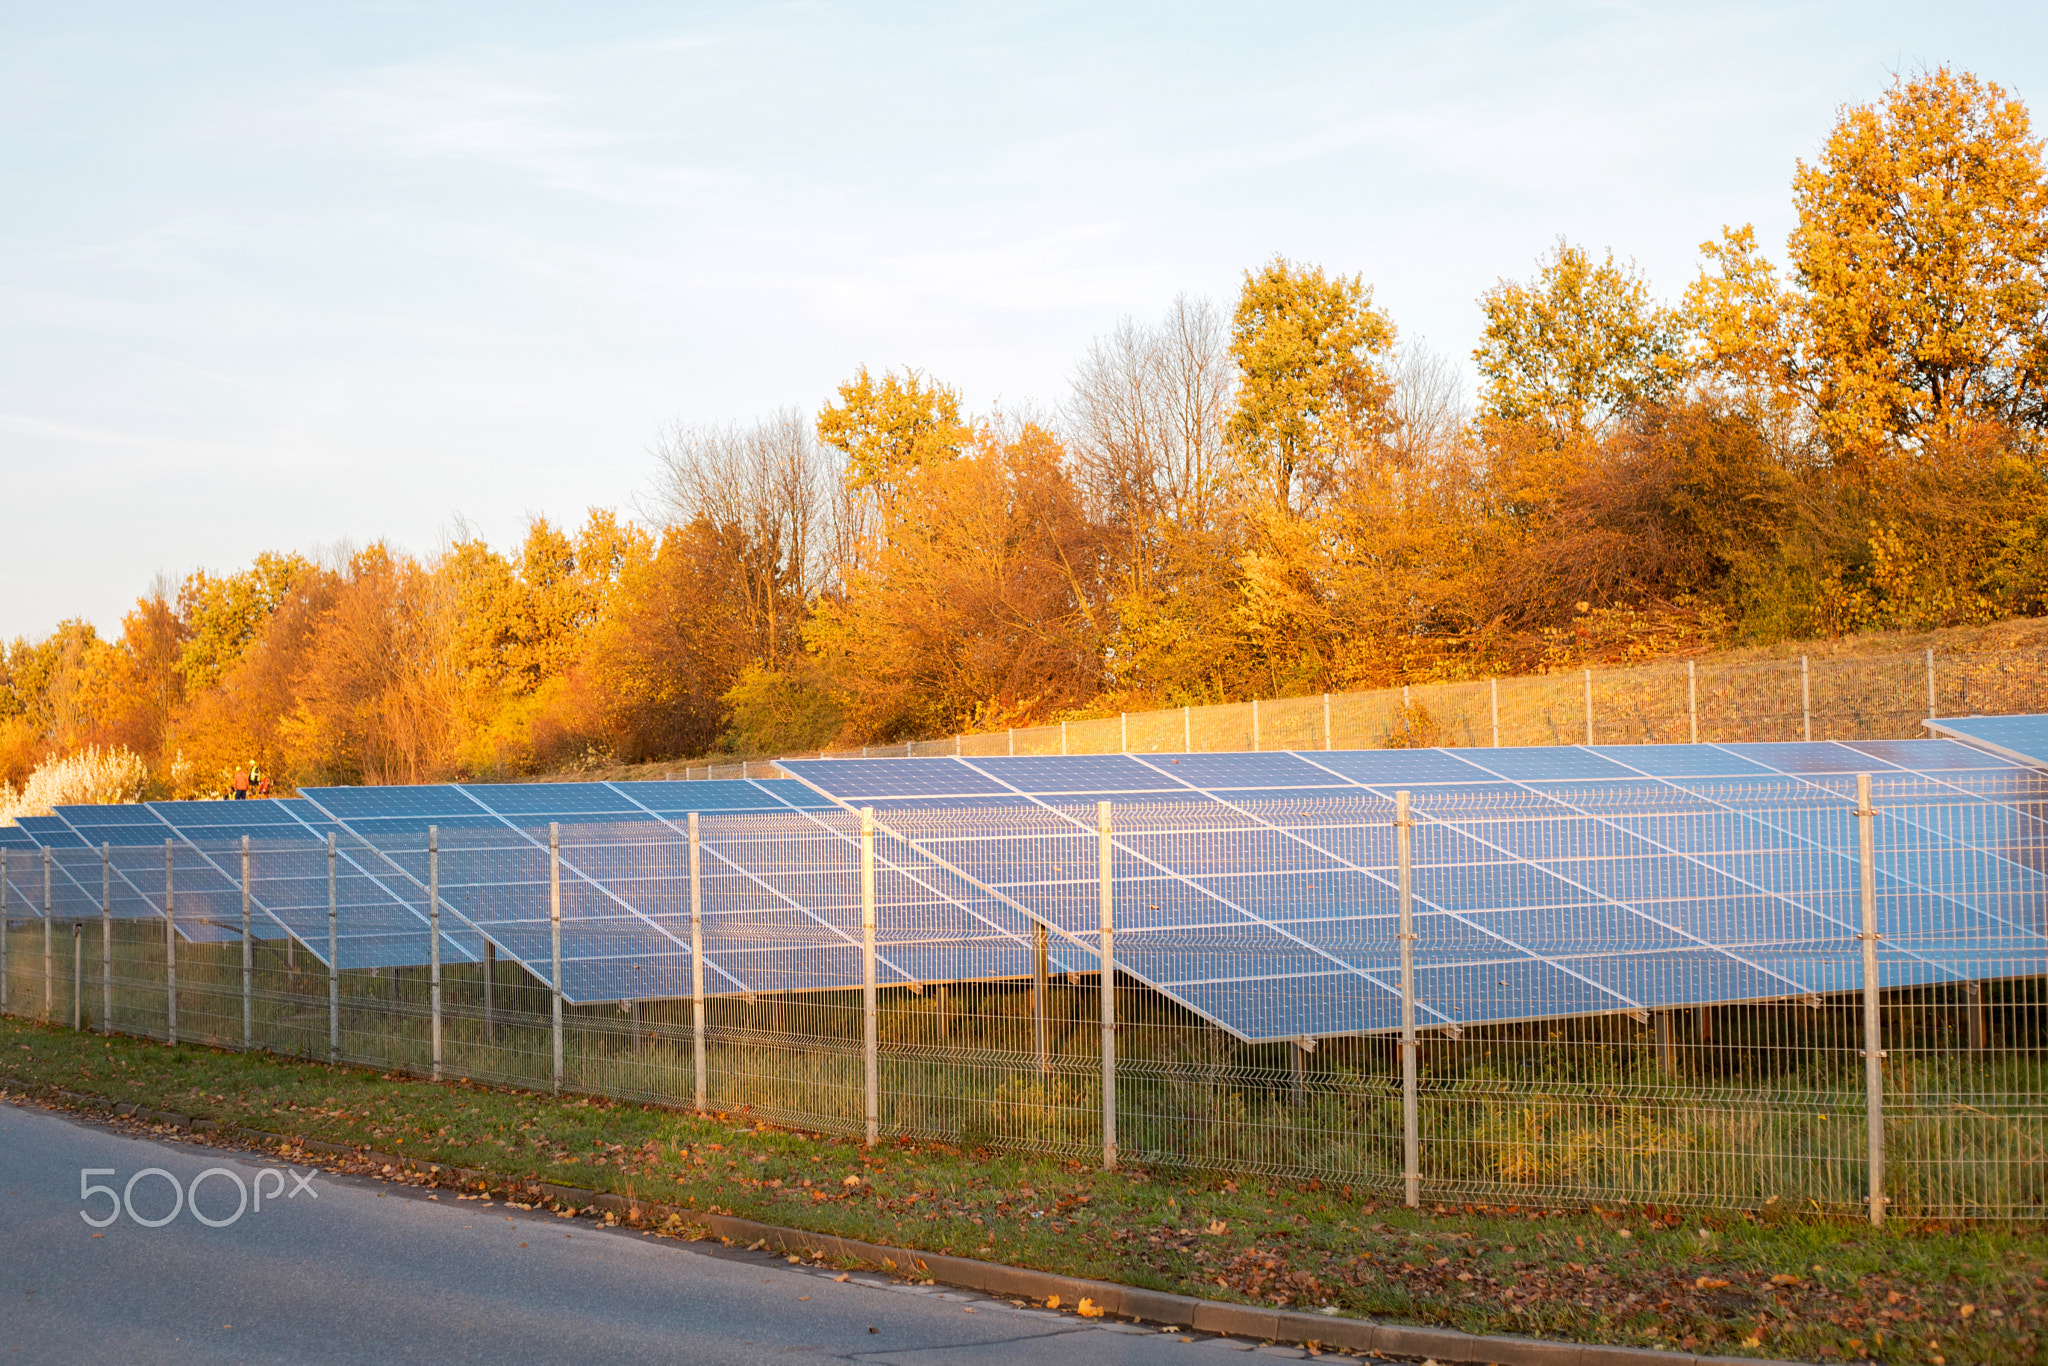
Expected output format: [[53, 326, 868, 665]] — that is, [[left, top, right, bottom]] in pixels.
[[0, 1102, 1273, 1365]]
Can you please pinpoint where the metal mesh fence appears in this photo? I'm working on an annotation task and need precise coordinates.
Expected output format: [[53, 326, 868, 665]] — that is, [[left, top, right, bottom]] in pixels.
[[3, 778, 2041, 1222], [729, 644, 2048, 768]]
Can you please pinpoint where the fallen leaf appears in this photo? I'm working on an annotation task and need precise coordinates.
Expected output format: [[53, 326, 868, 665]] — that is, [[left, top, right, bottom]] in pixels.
[[1076, 1298, 1104, 1319], [1695, 1277, 1730, 1290], [834, 1273, 849, 1283], [1960, 1304, 1976, 1318], [1045, 1294, 1061, 1309], [1770, 1273, 1801, 1286]]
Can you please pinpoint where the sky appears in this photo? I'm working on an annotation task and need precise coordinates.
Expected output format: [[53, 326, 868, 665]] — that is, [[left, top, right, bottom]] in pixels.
[[3, 1, 2045, 641]]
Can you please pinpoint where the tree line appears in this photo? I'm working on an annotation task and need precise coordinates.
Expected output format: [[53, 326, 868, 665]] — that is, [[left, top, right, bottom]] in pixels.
[[5, 67, 2045, 801]]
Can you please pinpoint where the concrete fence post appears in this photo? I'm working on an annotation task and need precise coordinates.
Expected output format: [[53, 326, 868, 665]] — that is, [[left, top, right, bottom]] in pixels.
[[162, 842, 175, 1045], [1583, 669, 1593, 745], [1252, 699, 1260, 752], [1098, 800, 1117, 1172], [1322, 692, 1332, 750], [241, 836, 253, 1048], [550, 822, 563, 1095], [1397, 790, 1419, 1208], [101, 844, 111, 1030], [1856, 773, 1886, 1227], [72, 922, 81, 1031], [1, 849, 9, 1013], [1183, 706, 1191, 752], [327, 834, 339, 1063], [1490, 678, 1500, 747], [429, 826, 442, 1082], [861, 807, 879, 1147], [1032, 921, 1049, 1076], [44, 848, 53, 1023], [1801, 655, 1813, 743], [1925, 648, 1937, 718], [690, 812, 707, 1114], [1688, 660, 1699, 744]]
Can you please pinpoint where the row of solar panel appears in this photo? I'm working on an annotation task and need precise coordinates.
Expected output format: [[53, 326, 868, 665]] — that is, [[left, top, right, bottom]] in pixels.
[[1, 734, 2043, 1041]]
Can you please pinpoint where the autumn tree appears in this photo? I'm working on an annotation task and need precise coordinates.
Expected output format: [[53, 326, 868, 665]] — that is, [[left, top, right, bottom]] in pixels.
[[1476, 238, 1685, 443], [1227, 258, 1397, 515], [1691, 68, 2048, 463], [816, 367, 970, 514], [804, 420, 1105, 740]]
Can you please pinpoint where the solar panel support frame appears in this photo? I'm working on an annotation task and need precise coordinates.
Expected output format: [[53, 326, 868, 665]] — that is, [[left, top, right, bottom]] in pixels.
[[1098, 800, 1116, 1173], [549, 822, 563, 1097], [326, 834, 339, 1064], [1856, 773, 1886, 1227], [1396, 790, 1418, 1209], [689, 812, 706, 1115], [240, 836, 253, 1049], [429, 826, 442, 1083]]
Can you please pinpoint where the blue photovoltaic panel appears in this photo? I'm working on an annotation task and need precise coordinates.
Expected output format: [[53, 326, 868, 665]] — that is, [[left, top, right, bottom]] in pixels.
[[13, 816, 87, 848], [1928, 714, 2048, 771], [780, 730, 2048, 1041]]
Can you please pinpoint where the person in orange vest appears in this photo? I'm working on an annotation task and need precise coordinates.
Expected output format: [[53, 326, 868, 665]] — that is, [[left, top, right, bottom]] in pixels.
[[256, 768, 273, 799], [231, 765, 251, 800]]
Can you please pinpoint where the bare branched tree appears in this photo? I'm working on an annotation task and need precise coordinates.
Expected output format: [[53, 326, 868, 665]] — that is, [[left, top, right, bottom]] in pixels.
[[645, 409, 841, 665], [1066, 294, 1236, 600]]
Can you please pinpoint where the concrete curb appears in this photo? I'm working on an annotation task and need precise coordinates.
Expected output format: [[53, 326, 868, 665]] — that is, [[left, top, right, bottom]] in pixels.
[[4, 1075, 1782, 1366]]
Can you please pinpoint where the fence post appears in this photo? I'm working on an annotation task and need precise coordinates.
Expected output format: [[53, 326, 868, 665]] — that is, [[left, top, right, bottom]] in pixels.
[[1397, 791, 1418, 1207], [1252, 698, 1260, 752], [1120, 712, 1128, 752], [550, 822, 563, 1096], [1490, 678, 1500, 747], [72, 923, 81, 1030], [327, 833, 339, 1064], [241, 836, 253, 1048], [162, 840, 177, 1044], [101, 844, 111, 1031], [1965, 982, 1987, 1049], [1032, 921, 1049, 1075], [44, 848, 53, 1023], [2, 849, 9, 1013], [861, 807, 879, 1147], [429, 826, 441, 1082], [1583, 669, 1593, 745], [1855, 773, 1886, 1226], [1688, 660, 1698, 744], [1183, 705, 1191, 752], [1008, 728, 1015, 757], [1061, 720, 1068, 756], [1925, 648, 1936, 718], [689, 812, 706, 1114], [1323, 693, 1332, 750], [484, 941, 497, 1044], [1801, 655, 1812, 743], [1098, 800, 1117, 1171]]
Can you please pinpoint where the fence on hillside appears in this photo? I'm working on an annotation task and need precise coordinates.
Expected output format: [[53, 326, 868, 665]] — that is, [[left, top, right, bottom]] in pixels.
[[671, 645, 2048, 780], [4, 778, 2042, 1222]]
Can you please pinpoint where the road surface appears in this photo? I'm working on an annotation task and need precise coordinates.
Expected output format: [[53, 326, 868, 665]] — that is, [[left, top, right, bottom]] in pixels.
[[0, 1101, 1279, 1364]]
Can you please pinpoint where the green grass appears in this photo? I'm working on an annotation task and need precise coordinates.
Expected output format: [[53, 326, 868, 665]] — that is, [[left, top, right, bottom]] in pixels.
[[4, 1014, 2043, 1363]]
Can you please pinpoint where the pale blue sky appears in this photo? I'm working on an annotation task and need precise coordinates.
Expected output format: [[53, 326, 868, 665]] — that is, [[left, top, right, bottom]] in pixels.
[[4, 2, 2044, 639]]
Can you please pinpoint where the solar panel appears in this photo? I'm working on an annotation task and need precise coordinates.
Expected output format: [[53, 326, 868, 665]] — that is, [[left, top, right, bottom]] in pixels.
[[779, 733, 2048, 1042], [1928, 714, 2048, 770]]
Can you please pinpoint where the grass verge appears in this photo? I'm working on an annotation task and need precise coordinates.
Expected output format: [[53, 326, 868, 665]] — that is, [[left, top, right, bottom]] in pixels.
[[4, 1016, 2040, 1364]]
